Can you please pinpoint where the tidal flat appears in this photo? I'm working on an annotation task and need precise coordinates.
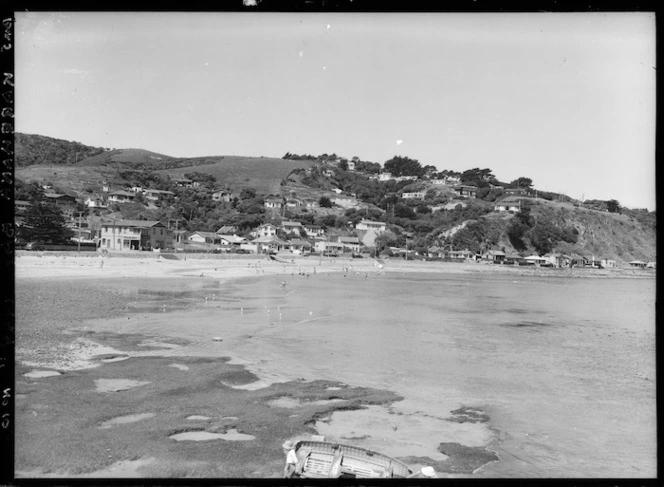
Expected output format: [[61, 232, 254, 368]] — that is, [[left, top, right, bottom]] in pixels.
[[14, 255, 656, 478]]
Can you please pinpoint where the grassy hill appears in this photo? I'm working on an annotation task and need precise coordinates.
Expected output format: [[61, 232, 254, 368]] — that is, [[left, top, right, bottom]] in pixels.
[[77, 148, 174, 166], [15, 133, 316, 197], [154, 156, 316, 195]]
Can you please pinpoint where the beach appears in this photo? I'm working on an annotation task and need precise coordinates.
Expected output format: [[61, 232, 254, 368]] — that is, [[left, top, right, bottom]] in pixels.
[[14, 252, 657, 478]]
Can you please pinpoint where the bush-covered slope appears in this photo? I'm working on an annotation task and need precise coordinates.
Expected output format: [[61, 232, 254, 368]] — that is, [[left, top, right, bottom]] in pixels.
[[15, 133, 109, 167]]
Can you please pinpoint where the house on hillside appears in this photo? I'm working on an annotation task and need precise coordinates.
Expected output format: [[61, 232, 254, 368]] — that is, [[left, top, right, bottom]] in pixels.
[[84, 197, 107, 209], [285, 198, 304, 208], [281, 221, 304, 236], [453, 185, 478, 198], [494, 200, 521, 212], [212, 190, 232, 202], [100, 220, 173, 251], [43, 193, 77, 207], [347, 161, 356, 171], [173, 178, 194, 188], [264, 197, 283, 209], [187, 231, 222, 245], [601, 259, 617, 268], [323, 169, 335, 177], [628, 260, 647, 268], [143, 189, 174, 201], [378, 172, 392, 181], [304, 199, 320, 209], [255, 223, 278, 238], [355, 220, 387, 232], [401, 191, 426, 200], [108, 190, 136, 204], [338, 236, 361, 253], [303, 223, 324, 237]]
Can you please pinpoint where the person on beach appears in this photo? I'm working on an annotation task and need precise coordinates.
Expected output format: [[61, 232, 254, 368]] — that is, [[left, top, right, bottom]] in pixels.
[[282, 441, 299, 477]]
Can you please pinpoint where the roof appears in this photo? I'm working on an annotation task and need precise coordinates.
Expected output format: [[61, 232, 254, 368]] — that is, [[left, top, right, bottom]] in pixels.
[[189, 231, 219, 239], [288, 239, 311, 246], [109, 190, 135, 196], [216, 225, 237, 233], [144, 189, 174, 195], [102, 220, 163, 228], [253, 236, 289, 245], [338, 236, 360, 244], [485, 250, 506, 256], [218, 235, 246, 244], [258, 223, 277, 228], [282, 221, 303, 227], [304, 224, 321, 229]]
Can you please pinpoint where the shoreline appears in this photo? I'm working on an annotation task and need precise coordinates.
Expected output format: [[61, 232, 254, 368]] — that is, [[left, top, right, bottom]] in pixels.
[[14, 251, 656, 281]]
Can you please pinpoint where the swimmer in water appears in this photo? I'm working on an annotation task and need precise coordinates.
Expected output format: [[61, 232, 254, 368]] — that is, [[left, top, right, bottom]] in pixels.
[[280, 281, 287, 288]]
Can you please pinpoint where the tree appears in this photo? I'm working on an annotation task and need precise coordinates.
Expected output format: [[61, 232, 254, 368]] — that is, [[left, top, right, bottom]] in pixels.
[[319, 196, 333, 208], [338, 160, 349, 171], [460, 168, 495, 186], [508, 177, 534, 189], [239, 188, 257, 200], [383, 156, 423, 177], [18, 203, 73, 244], [606, 199, 621, 214]]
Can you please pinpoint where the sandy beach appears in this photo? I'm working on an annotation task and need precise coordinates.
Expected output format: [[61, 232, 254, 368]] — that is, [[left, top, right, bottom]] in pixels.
[[14, 251, 656, 479]]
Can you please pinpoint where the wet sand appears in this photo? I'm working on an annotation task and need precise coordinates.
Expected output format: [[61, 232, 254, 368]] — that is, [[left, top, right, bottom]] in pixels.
[[14, 252, 656, 478]]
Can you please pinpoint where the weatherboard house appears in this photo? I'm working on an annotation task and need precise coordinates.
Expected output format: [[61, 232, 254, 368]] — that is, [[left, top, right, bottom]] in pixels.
[[99, 220, 173, 251]]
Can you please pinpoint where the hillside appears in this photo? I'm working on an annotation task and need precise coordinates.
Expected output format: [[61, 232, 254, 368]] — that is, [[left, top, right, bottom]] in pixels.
[[13, 133, 656, 263], [77, 148, 175, 166], [154, 156, 316, 196], [462, 199, 656, 263], [15, 133, 109, 167], [15, 133, 316, 197]]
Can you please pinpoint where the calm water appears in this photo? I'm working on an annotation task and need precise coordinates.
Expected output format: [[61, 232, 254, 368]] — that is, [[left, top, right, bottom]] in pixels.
[[224, 271, 656, 477], [102, 270, 657, 477]]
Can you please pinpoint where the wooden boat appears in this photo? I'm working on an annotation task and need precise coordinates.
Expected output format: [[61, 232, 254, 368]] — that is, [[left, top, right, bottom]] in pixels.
[[283, 440, 416, 479]]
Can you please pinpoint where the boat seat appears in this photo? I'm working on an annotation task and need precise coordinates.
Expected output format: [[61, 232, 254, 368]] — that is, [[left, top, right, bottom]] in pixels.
[[340, 457, 388, 478], [303, 452, 335, 478]]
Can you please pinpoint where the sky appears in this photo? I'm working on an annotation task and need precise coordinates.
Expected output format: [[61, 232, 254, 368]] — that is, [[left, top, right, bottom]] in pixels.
[[15, 12, 656, 210]]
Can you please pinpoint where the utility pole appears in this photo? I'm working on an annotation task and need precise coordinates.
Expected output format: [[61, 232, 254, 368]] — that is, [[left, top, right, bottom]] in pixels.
[[77, 212, 83, 252]]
